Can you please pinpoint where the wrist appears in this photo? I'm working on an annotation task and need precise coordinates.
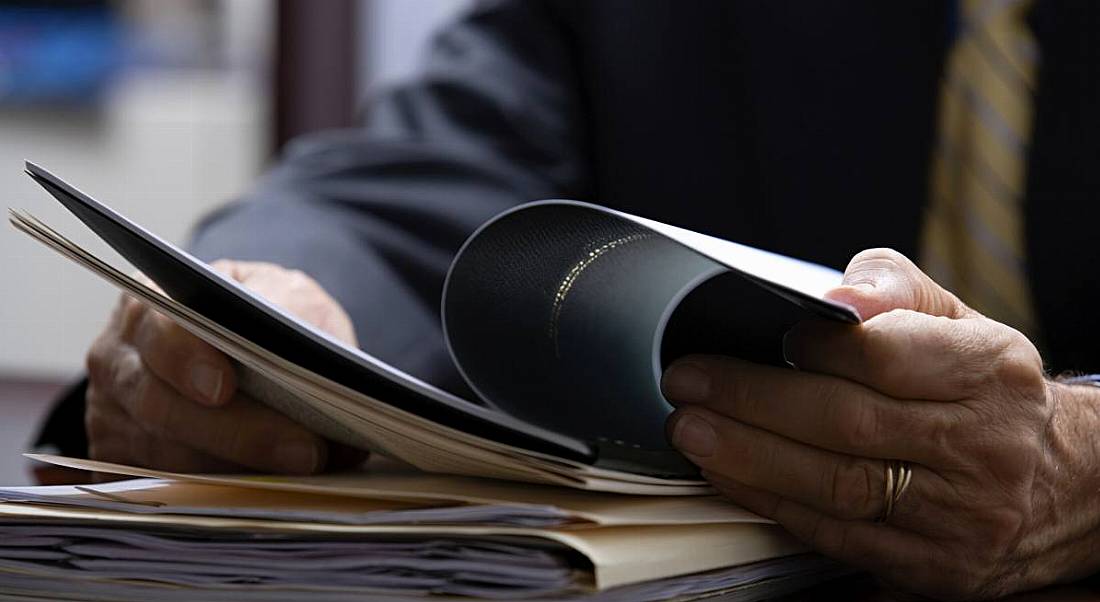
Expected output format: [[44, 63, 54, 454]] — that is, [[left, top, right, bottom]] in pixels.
[[1050, 379, 1100, 485], [1037, 380, 1100, 583]]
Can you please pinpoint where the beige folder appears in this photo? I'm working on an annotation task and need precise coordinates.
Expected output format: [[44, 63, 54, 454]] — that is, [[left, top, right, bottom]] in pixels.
[[27, 454, 769, 528]]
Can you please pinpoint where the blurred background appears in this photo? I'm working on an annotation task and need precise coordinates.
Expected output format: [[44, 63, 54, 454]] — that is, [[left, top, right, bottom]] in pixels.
[[0, 0, 471, 483]]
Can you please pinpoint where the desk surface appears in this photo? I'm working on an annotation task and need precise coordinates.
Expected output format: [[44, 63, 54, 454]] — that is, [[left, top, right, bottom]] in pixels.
[[0, 378, 63, 485]]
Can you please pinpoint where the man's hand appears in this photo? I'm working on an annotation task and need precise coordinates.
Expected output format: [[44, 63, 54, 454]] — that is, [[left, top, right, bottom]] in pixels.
[[85, 260, 361, 475], [662, 249, 1100, 600]]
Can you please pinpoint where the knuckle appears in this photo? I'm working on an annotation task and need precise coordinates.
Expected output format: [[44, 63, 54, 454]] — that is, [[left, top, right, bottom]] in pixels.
[[137, 310, 182, 352], [111, 351, 145, 396], [827, 459, 877, 519], [849, 401, 881, 446], [84, 402, 111, 442], [84, 382, 100, 407], [949, 323, 996, 394], [224, 421, 260, 464], [857, 315, 913, 387], [117, 361, 166, 434], [86, 331, 128, 387], [923, 411, 963, 464], [835, 402, 875, 449], [992, 329, 1045, 399], [119, 295, 147, 338], [819, 385, 878, 449], [215, 414, 296, 469], [85, 338, 110, 385]]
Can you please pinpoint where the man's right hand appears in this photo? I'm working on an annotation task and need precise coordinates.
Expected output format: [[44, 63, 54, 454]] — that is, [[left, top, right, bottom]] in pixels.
[[84, 260, 361, 475]]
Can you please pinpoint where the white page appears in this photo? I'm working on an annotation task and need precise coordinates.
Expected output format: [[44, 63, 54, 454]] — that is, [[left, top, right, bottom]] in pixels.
[[0, 479, 571, 527], [25, 456, 761, 527], [622, 211, 846, 299]]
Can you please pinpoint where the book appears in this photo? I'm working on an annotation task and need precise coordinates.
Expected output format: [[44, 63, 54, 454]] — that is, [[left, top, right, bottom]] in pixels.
[[9, 162, 858, 492]]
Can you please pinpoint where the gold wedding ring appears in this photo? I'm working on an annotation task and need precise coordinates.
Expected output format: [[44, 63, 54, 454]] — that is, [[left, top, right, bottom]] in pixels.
[[879, 460, 912, 522]]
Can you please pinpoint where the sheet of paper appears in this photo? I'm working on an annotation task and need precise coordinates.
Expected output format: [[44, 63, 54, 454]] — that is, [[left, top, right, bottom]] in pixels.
[[623, 210, 845, 300], [0, 479, 572, 527], [26, 455, 768, 527]]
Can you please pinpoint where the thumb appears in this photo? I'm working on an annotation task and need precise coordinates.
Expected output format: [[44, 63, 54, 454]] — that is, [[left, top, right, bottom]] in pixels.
[[824, 248, 972, 321]]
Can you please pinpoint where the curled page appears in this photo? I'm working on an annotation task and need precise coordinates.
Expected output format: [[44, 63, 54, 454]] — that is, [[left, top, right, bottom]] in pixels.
[[443, 201, 858, 452]]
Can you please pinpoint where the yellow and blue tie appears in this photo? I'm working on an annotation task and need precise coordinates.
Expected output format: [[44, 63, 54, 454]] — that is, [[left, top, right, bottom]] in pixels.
[[920, 0, 1039, 335]]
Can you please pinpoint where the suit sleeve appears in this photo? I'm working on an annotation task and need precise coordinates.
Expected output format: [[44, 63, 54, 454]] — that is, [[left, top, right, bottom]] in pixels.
[[32, 0, 591, 461], [190, 0, 589, 393]]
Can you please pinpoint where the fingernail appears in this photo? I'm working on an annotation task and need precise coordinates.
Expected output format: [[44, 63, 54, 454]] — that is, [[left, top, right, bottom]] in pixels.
[[781, 330, 798, 369], [671, 413, 716, 457], [846, 281, 875, 292], [274, 441, 322, 474], [778, 332, 805, 369], [662, 362, 711, 403], [190, 361, 223, 404]]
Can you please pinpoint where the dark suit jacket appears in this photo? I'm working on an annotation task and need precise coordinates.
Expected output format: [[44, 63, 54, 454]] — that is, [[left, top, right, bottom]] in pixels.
[[36, 0, 1100, 456]]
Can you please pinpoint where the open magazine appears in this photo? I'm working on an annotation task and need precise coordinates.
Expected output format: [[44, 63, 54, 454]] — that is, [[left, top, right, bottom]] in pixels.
[[10, 162, 859, 494]]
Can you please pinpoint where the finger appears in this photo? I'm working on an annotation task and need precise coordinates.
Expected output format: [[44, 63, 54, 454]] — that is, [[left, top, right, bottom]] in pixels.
[[825, 248, 975, 321], [90, 438, 245, 474], [87, 393, 247, 473], [662, 355, 950, 464], [90, 426, 247, 474], [124, 415, 251, 474], [783, 311, 1037, 401], [702, 472, 942, 591], [129, 303, 237, 407], [667, 406, 940, 521], [109, 350, 326, 474], [213, 260, 358, 347], [210, 258, 277, 281]]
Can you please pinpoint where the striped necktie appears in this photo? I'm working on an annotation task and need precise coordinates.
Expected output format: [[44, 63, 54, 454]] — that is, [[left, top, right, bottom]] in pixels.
[[920, 0, 1038, 335]]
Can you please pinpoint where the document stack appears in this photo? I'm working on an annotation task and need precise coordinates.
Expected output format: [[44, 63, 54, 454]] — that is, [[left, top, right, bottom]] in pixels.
[[3, 164, 860, 599], [0, 456, 842, 601]]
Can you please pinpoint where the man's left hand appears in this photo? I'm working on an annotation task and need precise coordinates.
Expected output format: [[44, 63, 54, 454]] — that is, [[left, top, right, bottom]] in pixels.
[[662, 248, 1100, 600]]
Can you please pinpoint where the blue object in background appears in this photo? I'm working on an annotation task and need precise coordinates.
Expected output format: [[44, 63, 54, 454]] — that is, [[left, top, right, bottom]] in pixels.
[[0, 5, 122, 106]]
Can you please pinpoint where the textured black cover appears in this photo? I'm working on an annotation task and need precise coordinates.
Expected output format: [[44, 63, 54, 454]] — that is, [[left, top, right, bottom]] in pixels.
[[25, 162, 594, 466], [26, 163, 853, 479]]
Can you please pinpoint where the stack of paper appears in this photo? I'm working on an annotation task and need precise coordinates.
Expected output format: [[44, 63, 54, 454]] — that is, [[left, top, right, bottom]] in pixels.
[[4, 166, 856, 599], [0, 456, 845, 601]]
